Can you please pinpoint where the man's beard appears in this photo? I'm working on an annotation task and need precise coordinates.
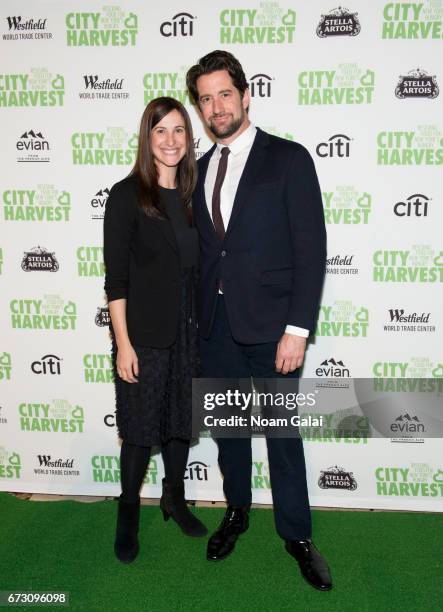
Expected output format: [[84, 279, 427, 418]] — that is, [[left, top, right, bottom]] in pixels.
[[208, 110, 245, 139]]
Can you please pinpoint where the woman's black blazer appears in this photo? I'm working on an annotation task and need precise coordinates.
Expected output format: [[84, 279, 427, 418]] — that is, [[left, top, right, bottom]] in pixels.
[[103, 174, 182, 348]]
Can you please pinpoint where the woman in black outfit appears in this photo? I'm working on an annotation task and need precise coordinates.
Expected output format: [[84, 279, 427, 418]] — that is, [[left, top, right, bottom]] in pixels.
[[104, 97, 207, 564]]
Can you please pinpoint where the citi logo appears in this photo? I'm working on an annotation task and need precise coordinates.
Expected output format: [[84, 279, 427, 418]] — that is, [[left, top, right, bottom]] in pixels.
[[104, 413, 115, 427], [83, 76, 124, 90], [184, 461, 209, 481], [394, 193, 430, 217], [160, 12, 195, 37], [316, 134, 351, 158], [6, 16, 47, 30], [31, 354, 62, 375], [316, 358, 350, 377], [249, 74, 273, 98]]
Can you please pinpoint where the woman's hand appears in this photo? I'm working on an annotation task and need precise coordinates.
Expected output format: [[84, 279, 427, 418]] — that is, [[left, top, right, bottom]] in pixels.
[[116, 343, 139, 383]]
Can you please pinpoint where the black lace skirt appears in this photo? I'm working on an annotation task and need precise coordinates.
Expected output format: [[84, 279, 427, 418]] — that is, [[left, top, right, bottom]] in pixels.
[[112, 268, 199, 447]]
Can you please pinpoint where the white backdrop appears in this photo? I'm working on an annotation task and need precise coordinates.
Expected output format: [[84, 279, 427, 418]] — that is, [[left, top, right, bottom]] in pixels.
[[1, 1, 442, 511]]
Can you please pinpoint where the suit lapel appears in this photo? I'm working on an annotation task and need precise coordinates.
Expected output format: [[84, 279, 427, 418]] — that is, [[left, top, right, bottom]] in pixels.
[[225, 128, 269, 239]]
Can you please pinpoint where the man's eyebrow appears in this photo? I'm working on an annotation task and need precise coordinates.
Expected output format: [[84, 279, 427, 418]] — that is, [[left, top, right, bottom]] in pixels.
[[199, 88, 233, 99]]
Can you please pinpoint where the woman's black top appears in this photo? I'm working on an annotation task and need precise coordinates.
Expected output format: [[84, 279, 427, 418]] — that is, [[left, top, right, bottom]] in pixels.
[[103, 174, 198, 348]]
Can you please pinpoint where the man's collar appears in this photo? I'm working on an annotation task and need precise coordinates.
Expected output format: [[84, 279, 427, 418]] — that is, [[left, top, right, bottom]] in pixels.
[[216, 123, 257, 156]]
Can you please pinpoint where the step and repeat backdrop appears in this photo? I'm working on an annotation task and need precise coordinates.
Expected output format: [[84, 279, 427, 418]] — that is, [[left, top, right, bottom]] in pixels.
[[1, 1, 442, 511]]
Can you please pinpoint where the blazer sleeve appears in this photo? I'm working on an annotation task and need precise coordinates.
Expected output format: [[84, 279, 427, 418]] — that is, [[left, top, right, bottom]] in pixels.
[[284, 144, 327, 332], [103, 180, 137, 302]]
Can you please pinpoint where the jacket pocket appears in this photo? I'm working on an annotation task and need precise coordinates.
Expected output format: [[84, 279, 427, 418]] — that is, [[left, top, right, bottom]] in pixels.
[[260, 268, 293, 286]]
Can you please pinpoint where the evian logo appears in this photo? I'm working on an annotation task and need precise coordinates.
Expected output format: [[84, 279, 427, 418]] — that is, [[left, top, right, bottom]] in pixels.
[[316, 358, 350, 377], [16, 130, 50, 163], [91, 188, 109, 220], [395, 68, 439, 100], [390, 414, 425, 434], [316, 7, 360, 37], [316, 134, 351, 158], [6, 16, 47, 31], [318, 465, 357, 490], [21, 246, 59, 272], [83, 76, 124, 90]]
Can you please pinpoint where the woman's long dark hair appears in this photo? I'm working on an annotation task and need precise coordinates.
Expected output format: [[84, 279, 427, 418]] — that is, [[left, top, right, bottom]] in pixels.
[[130, 97, 197, 218]]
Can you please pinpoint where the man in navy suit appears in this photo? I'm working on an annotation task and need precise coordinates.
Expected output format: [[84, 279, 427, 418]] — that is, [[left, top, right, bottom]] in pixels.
[[186, 51, 332, 591]]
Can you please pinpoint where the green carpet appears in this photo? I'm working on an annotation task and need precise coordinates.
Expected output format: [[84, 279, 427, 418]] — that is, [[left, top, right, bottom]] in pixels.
[[0, 493, 441, 611]]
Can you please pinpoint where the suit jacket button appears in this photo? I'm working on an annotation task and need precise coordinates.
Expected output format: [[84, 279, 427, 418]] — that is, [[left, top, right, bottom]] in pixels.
[[221, 250, 227, 257]]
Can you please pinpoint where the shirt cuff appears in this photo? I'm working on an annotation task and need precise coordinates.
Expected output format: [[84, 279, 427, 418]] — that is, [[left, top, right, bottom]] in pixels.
[[285, 325, 309, 338]]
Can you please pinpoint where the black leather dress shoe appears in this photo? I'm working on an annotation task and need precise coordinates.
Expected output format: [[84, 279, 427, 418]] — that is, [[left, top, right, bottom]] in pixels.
[[285, 540, 332, 591], [207, 506, 249, 561]]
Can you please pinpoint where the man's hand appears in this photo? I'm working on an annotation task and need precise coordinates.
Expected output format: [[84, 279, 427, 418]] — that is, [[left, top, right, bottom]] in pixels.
[[275, 333, 307, 375]]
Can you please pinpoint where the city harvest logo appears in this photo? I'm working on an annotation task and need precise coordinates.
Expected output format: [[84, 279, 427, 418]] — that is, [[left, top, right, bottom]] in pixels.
[[16, 130, 50, 163], [2, 186, 70, 221], [35, 455, 79, 477], [318, 465, 358, 490], [0, 353, 12, 381], [326, 254, 359, 276], [83, 354, 113, 383], [0, 248, 3, 274], [31, 354, 62, 375], [0, 447, 21, 479], [10, 296, 77, 330], [316, 358, 350, 377], [249, 74, 273, 97], [382, 2, 443, 39], [375, 465, 443, 497], [4, 16, 52, 41], [21, 246, 59, 272], [323, 189, 371, 224], [18, 400, 84, 433], [390, 413, 425, 444], [0, 70, 64, 107], [377, 126, 443, 165], [384, 309, 435, 333], [252, 461, 271, 488], [65, 9, 138, 46], [160, 12, 195, 36], [71, 130, 137, 165], [301, 411, 368, 444], [373, 247, 443, 282], [80, 75, 129, 101], [143, 71, 190, 105], [185, 461, 209, 481], [77, 246, 104, 276], [316, 301, 369, 337], [91, 188, 109, 220], [298, 65, 374, 105], [316, 6, 361, 37], [220, 5, 296, 44], [262, 126, 294, 141], [395, 68, 439, 99], [394, 193, 430, 217], [95, 306, 110, 327], [373, 358, 443, 378], [316, 134, 352, 158], [92, 456, 158, 484]]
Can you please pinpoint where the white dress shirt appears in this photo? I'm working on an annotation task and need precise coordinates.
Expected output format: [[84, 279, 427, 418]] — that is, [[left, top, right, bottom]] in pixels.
[[204, 123, 309, 339]]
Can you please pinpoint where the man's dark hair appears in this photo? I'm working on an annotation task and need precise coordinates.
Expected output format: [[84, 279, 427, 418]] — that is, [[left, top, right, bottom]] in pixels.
[[186, 50, 249, 104]]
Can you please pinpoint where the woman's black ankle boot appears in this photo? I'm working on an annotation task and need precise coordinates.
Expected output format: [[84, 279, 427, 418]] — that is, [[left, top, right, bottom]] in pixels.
[[160, 478, 207, 537], [114, 495, 140, 563]]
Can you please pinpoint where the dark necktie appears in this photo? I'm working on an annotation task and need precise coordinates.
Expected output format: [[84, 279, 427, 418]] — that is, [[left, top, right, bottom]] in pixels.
[[212, 147, 230, 240]]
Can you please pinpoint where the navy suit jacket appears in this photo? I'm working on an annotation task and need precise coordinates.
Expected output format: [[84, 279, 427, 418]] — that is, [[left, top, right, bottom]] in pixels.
[[194, 127, 326, 344]]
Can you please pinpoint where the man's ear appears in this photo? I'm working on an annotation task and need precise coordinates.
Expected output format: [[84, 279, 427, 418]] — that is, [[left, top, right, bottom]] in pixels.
[[242, 87, 250, 112]]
